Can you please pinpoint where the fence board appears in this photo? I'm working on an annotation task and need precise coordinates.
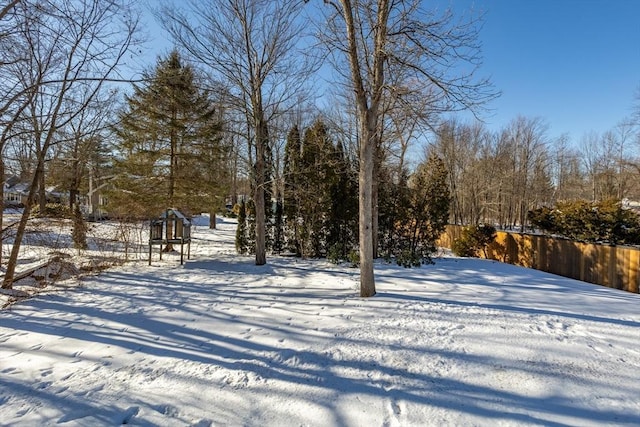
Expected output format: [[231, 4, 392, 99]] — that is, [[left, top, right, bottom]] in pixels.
[[629, 249, 640, 293]]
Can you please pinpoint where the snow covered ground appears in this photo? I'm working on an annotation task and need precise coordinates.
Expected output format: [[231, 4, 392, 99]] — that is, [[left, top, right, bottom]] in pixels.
[[1, 216, 640, 426]]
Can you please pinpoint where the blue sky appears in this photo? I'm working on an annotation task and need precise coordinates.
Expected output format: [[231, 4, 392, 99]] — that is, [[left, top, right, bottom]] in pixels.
[[452, 0, 640, 140], [141, 1, 639, 142]]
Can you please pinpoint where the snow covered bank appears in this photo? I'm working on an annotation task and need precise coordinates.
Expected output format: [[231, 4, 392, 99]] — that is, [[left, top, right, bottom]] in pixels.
[[1, 217, 639, 426]]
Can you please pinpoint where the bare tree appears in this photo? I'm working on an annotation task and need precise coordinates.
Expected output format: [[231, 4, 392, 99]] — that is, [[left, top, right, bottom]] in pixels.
[[0, 0, 21, 20], [322, 0, 495, 296], [0, 0, 34, 266], [2, 0, 140, 289], [580, 131, 609, 202], [549, 134, 584, 202], [158, 0, 315, 266], [501, 117, 550, 231], [580, 121, 637, 203], [431, 119, 490, 225], [612, 120, 638, 200]]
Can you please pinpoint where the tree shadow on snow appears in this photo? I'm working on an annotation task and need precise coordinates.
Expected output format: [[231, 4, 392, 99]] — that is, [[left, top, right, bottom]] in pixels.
[[2, 254, 639, 426]]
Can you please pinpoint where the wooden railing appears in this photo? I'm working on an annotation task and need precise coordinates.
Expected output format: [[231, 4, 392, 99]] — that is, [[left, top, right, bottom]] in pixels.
[[439, 225, 640, 293]]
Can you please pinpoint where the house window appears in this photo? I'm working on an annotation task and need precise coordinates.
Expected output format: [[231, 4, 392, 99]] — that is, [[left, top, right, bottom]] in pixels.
[[6, 192, 21, 202]]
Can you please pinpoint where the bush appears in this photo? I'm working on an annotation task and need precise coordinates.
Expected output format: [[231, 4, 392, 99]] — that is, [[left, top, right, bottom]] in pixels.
[[235, 200, 249, 254], [452, 224, 496, 258], [451, 237, 476, 257], [327, 243, 346, 264], [395, 249, 422, 268], [31, 203, 70, 219], [348, 249, 359, 268], [528, 199, 640, 245]]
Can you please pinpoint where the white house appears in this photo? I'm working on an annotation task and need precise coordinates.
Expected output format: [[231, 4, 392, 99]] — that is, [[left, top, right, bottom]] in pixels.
[[3, 175, 28, 206]]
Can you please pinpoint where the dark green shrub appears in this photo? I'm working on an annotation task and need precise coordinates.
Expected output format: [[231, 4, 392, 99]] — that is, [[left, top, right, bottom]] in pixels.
[[451, 236, 476, 257], [348, 249, 359, 268], [528, 199, 640, 245], [395, 249, 422, 268], [235, 200, 249, 254], [452, 224, 496, 258], [327, 243, 346, 265], [527, 206, 559, 234]]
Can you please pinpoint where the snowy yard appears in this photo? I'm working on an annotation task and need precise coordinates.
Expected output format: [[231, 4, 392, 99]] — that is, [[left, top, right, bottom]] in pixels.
[[1, 216, 640, 426]]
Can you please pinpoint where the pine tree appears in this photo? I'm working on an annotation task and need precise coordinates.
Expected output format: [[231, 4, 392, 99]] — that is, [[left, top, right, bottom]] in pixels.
[[378, 166, 411, 261], [263, 137, 275, 253], [111, 50, 225, 219], [407, 153, 450, 263], [235, 200, 249, 254], [246, 199, 257, 254], [283, 120, 358, 261], [272, 199, 284, 253], [283, 125, 302, 255], [326, 141, 358, 262], [381, 153, 450, 267], [299, 120, 335, 257]]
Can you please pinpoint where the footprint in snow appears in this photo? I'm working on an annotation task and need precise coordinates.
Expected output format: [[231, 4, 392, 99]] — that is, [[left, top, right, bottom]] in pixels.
[[153, 404, 179, 416], [121, 406, 139, 424], [60, 373, 74, 381], [16, 406, 33, 417]]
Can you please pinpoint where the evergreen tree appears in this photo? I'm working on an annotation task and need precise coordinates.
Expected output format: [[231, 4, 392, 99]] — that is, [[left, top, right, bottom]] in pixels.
[[110, 50, 225, 219], [299, 120, 335, 257], [406, 153, 450, 264], [283, 125, 303, 255], [235, 199, 249, 254], [326, 141, 358, 262], [272, 199, 284, 254], [380, 154, 450, 267], [282, 120, 358, 261], [246, 199, 257, 254], [263, 138, 275, 252], [284, 125, 302, 256], [378, 166, 411, 261]]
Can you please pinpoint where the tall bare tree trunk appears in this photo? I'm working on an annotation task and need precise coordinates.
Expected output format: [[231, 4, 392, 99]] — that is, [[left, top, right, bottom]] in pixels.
[[254, 115, 268, 266], [359, 111, 376, 297], [0, 157, 4, 267], [336, 0, 390, 297], [37, 149, 46, 212], [325, 0, 495, 290], [372, 144, 383, 259], [69, 142, 80, 211], [372, 160, 379, 260], [2, 158, 43, 289]]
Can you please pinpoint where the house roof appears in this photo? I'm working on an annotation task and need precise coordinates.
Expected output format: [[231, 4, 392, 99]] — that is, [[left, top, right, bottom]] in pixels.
[[4, 175, 20, 187]]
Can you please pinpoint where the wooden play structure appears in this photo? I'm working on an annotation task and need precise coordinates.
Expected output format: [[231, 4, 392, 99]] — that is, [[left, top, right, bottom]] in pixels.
[[148, 208, 192, 265]]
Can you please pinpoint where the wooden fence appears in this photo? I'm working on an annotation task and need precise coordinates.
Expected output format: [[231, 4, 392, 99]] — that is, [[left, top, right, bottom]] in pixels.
[[439, 225, 640, 294]]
